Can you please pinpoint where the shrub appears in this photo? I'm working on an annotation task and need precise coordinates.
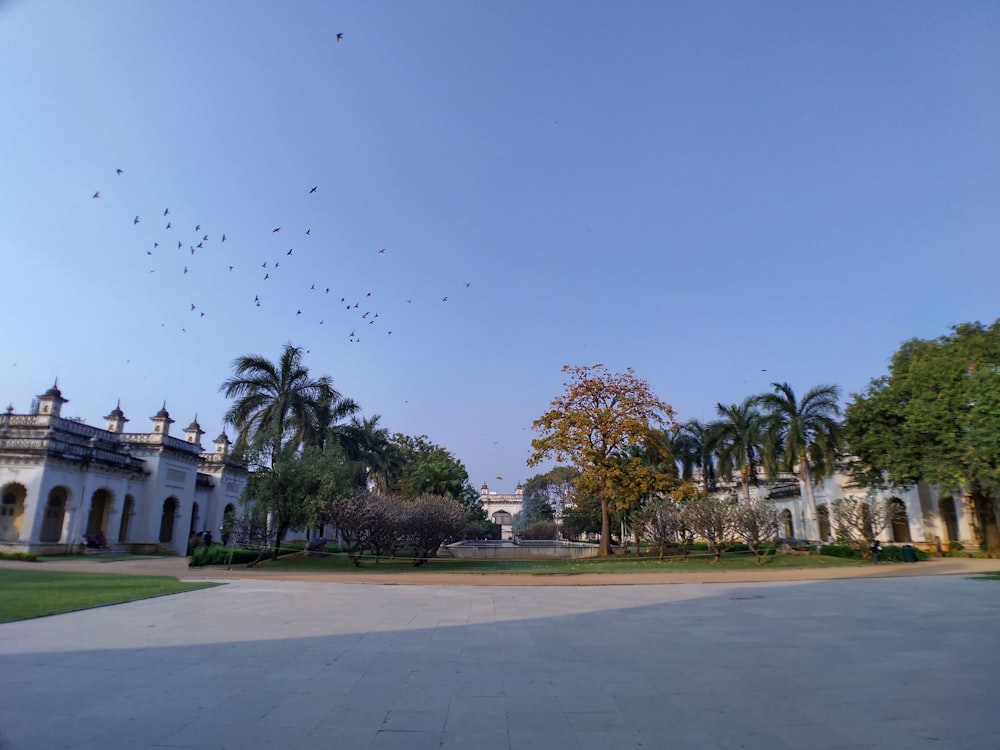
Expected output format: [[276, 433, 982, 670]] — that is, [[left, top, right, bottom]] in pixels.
[[189, 544, 298, 567], [523, 520, 559, 540], [820, 544, 861, 559], [0, 551, 37, 562]]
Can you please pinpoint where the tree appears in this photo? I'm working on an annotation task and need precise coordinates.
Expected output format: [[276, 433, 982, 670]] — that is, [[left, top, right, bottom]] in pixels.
[[831, 493, 897, 552], [731, 496, 779, 564], [683, 494, 735, 562], [844, 320, 1000, 550], [670, 421, 717, 492], [757, 383, 843, 541], [710, 398, 765, 502], [219, 344, 341, 466], [403, 495, 467, 566], [523, 466, 579, 520], [529, 364, 674, 555]]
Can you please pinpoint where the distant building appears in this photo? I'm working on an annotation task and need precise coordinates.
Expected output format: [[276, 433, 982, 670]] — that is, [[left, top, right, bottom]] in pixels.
[[479, 481, 522, 540], [0, 383, 248, 555]]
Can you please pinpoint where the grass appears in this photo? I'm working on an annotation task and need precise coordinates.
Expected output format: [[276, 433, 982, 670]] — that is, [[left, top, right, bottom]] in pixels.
[[232, 549, 867, 575], [969, 571, 1000, 582], [0, 569, 217, 623]]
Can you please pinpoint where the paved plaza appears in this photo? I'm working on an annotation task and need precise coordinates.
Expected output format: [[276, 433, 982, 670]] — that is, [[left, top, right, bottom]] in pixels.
[[1, 573, 997, 749]]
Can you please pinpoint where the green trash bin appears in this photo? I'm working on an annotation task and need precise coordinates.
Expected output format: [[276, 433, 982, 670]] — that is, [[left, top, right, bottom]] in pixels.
[[902, 545, 916, 563]]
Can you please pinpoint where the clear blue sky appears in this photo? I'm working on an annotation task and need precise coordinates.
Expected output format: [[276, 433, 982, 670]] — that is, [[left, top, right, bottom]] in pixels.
[[2, 1, 998, 489]]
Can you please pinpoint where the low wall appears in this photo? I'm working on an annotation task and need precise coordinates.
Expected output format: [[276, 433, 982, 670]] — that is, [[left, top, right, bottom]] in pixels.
[[447, 540, 600, 560]]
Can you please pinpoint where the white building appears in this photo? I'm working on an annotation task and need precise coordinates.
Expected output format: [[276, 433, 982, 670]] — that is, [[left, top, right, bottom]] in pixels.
[[479, 481, 523, 539], [712, 468, 977, 549], [0, 383, 248, 555]]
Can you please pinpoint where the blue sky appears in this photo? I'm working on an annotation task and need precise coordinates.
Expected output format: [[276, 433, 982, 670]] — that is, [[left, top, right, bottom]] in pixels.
[[2, 1, 998, 489]]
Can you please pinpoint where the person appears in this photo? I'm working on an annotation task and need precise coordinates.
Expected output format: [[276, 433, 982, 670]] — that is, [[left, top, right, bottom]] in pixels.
[[871, 539, 881, 564], [202, 529, 213, 548]]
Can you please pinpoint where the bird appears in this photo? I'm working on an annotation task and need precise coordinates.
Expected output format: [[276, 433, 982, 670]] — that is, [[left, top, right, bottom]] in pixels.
[[163, 208, 169, 216], [366, 292, 372, 297], [378, 248, 385, 254], [340, 297, 345, 302], [274, 262, 279, 268], [177, 241, 182, 249], [272, 227, 280, 233], [465, 282, 471, 288], [309, 186, 317, 194], [200, 312, 205, 318], [133, 216, 140, 224], [310, 284, 315, 290], [190, 246, 195, 255], [153, 242, 159, 248], [336, 32, 343, 41], [325, 288, 330, 294], [262, 262, 267, 268], [116, 168, 123, 175], [183, 266, 188, 274], [296, 310, 301, 316], [229, 265, 234, 271], [202, 234, 208, 241], [221, 233, 227, 243], [349, 331, 355, 337], [442, 297, 448, 302], [362, 312, 369, 319], [166, 222, 172, 229], [388, 331, 392, 336], [256, 301, 261, 308], [319, 320, 324, 325], [191, 304, 196, 311], [287, 248, 293, 255], [195, 224, 201, 232], [92, 191, 99, 199], [197, 242, 203, 249], [369, 320, 375, 326], [146, 250, 152, 256], [306, 229, 311, 236], [353, 302, 359, 308], [264, 273, 269, 280], [496, 476, 503, 481]]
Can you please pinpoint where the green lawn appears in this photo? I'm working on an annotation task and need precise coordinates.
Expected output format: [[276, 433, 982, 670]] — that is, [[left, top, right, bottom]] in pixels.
[[0, 570, 217, 623], [237, 549, 866, 575]]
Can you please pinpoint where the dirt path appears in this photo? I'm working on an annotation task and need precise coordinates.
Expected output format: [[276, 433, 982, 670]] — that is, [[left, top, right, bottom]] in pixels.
[[3, 554, 999, 586]]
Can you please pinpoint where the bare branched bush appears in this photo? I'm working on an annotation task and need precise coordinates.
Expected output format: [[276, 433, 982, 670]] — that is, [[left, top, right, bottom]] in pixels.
[[683, 495, 736, 562], [732, 496, 779, 564], [403, 495, 467, 566], [832, 493, 898, 551], [523, 520, 559, 540]]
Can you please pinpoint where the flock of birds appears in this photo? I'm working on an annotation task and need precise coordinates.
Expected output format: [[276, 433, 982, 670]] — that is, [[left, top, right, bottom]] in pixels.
[[91, 165, 472, 344]]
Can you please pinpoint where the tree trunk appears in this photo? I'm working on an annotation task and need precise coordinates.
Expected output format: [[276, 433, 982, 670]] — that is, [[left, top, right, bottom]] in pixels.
[[799, 457, 818, 542], [971, 489, 1000, 551], [599, 495, 612, 556]]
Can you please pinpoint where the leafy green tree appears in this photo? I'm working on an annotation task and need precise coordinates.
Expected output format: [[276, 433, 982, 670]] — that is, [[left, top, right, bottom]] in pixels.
[[845, 320, 1000, 549], [669, 421, 717, 492], [219, 344, 341, 466], [529, 364, 674, 555], [757, 382, 843, 540], [710, 398, 765, 502], [522, 467, 580, 522]]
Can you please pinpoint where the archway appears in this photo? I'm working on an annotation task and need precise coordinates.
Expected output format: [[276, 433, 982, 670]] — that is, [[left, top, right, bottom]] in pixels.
[[40, 487, 68, 542], [159, 497, 179, 543], [87, 489, 113, 536], [939, 497, 959, 542], [0, 483, 27, 542], [118, 495, 135, 543], [890, 498, 911, 543], [780, 509, 794, 539], [816, 504, 831, 542], [492, 511, 513, 526]]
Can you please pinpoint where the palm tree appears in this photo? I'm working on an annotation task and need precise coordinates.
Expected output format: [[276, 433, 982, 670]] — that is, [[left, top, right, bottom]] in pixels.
[[332, 414, 404, 492], [710, 398, 765, 502], [670, 420, 717, 492], [757, 382, 843, 541], [219, 343, 338, 466]]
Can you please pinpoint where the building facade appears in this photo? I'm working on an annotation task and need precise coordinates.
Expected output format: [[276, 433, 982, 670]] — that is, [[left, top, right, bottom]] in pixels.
[[0, 383, 248, 555], [479, 481, 523, 539]]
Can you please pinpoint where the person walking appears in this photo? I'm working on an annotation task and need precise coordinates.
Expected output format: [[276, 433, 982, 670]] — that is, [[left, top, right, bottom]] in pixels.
[[871, 539, 881, 564]]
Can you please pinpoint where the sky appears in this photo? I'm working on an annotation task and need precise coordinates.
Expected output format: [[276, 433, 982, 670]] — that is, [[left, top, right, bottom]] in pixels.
[[2, 1, 998, 490]]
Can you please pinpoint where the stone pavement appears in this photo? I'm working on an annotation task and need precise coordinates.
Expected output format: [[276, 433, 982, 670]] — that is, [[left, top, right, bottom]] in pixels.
[[1, 573, 998, 749]]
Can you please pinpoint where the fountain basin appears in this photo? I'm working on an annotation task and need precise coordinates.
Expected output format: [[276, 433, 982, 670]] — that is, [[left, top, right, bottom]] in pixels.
[[446, 539, 599, 560]]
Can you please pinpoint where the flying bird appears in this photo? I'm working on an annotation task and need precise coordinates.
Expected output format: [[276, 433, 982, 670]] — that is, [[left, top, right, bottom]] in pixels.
[[183, 266, 188, 274], [92, 191, 99, 198], [164, 208, 169, 216], [221, 234, 226, 243], [195, 225, 201, 232], [264, 273, 269, 280], [202, 234, 208, 241], [146, 250, 152, 256], [166, 222, 171, 229], [305, 229, 311, 236], [325, 288, 330, 294], [287, 248, 293, 255], [465, 282, 471, 288], [272, 227, 280, 233], [229, 265, 234, 271], [336, 33, 343, 41], [153, 242, 159, 248], [197, 242, 203, 249], [262, 262, 267, 268], [178, 241, 182, 249], [310, 284, 315, 290], [116, 168, 123, 175], [191, 304, 196, 311], [133, 216, 140, 224], [309, 186, 317, 194], [378, 248, 385, 254], [442, 297, 448, 302], [296, 310, 301, 316]]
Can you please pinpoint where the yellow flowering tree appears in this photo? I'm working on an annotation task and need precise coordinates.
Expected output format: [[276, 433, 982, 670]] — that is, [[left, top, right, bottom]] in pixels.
[[529, 364, 675, 555]]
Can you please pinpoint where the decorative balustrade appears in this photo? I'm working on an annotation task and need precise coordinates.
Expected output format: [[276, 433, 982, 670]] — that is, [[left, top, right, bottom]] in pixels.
[[0, 435, 146, 471], [123, 432, 201, 454]]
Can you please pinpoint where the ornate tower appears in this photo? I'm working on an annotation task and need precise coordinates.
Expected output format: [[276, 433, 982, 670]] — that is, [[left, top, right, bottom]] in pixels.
[[183, 415, 205, 447], [150, 403, 174, 436], [36, 380, 67, 418], [104, 400, 128, 434]]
